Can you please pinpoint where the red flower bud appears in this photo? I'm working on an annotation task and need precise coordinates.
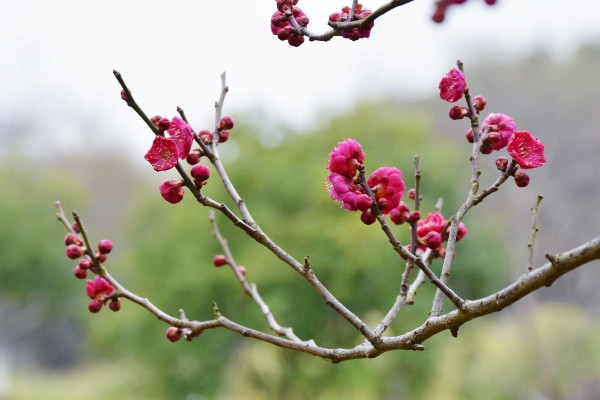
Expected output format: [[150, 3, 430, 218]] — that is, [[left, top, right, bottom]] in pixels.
[[360, 209, 377, 225], [514, 170, 530, 187], [64, 232, 82, 246], [466, 128, 474, 143], [88, 299, 103, 313], [218, 129, 229, 143], [72, 222, 81, 233], [109, 298, 121, 312], [190, 164, 210, 184], [472, 95, 486, 112], [186, 149, 203, 165], [120, 90, 129, 102], [355, 194, 373, 212], [78, 258, 93, 270], [237, 266, 247, 276], [166, 326, 181, 342], [74, 265, 88, 279], [199, 130, 214, 144], [480, 142, 493, 154], [98, 239, 113, 255], [219, 116, 234, 130], [213, 255, 227, 267], [288, 34, 304, 47], [449, 105, 466, 120], [66, 244, 85, 259], [408, 188, 416, 200], [495, 156, 509, 171], [408, 210, 421, 223]]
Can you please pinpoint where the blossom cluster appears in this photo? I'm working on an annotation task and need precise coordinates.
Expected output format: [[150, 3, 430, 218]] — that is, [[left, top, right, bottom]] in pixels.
[[271, 0, 309, 47], [432, 0, 497, 23], [329, 4, 374, 41], [438, 67, 546, 187], [143, 115, 235, 204], [412, 212, 467, 257], [327, 138, 406, 225], [63, 229, 119, 313]]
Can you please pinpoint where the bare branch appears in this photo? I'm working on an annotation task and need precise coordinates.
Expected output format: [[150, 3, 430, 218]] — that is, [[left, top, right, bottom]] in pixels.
[[527, 195, 544, 271]]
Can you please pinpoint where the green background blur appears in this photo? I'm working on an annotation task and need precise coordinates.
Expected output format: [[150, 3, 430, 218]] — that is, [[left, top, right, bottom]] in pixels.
[[2, 48, 600, 399]]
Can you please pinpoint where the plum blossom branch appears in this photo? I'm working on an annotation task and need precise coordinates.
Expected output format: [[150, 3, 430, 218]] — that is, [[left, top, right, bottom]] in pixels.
[[209, 211, 316, 346]]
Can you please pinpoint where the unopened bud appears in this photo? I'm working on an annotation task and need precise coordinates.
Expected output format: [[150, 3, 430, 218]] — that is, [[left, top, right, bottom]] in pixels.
[[408, 188, 416, 200], [408, 210, 421, 223], [465, 128, 474, 143], [88, 299, 103, 313], [355, 194, 372, 212], [213, 255, 227, 267], [472, 95, 486, 112], [449, 105, 467, 120], [109, 298, 121, 312], [288, 34, 304, 47], [74, 265, 88, 279], [480, 142, 493, 155], [166, 326, 181, 342], [218, 116, 234, 130], [186, 149, 203, 165], [495, 156, 509, 171], [514, 170, 530, 187], [66, 244, 85, 259], [64, 232, 82, 246], [218, 129, 229, 143], [199, 130, 213, 144], [237, 266, 247, 276], [487, 131, 501, 144], [120, 90, 129, 102], [78, 258, 93, 270], [98, 239, 113, 255], [190, 164, 210, 184], [360, 209, 377, 225]]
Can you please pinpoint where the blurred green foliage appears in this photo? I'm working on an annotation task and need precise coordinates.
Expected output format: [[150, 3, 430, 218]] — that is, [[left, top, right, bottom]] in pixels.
[[6, 103, 593, 399]]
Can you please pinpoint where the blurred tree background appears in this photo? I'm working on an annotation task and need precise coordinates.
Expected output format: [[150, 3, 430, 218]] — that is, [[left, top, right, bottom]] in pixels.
[[1, 46, 600, 399]]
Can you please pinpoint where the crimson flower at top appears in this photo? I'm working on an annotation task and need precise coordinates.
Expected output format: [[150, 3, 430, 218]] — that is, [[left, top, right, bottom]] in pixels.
[[507, 131, 546, 169], [327, 138, 365, 178], [439, 68, 466, 103]]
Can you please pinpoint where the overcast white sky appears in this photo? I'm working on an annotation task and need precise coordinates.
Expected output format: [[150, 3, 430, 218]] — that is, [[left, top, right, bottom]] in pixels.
[[1, 0, 599, 155]]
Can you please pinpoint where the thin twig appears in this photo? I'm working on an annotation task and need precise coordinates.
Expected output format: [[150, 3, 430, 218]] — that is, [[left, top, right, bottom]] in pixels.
[[527, 195, 544, 271], [113, 70, 161, 137]]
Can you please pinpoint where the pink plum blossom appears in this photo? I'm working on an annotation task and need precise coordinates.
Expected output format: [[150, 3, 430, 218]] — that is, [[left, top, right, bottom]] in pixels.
[[327, 173, 364, 211], [167, 117, 193, 159], [507, 131, 546, 169], [481, 113, 516, 151], [86, 277, 114, 300], [327, 138, 365, 178], [144, 135, 180, 171], [439, 68, 466, 102], [367, 167, 405, 214]]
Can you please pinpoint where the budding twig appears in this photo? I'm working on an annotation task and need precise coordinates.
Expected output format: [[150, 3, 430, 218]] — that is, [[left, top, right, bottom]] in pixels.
[[527, 195, 544, 271], [112, 70, 161, 137]]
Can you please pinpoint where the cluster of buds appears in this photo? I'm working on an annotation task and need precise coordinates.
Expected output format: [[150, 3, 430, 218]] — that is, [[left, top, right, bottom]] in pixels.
[[329, 4, 374, 41], [407, 212, 468, 257], [63, 232, 120, 313], [271, 0, 309, 47], [144, 115, 235, 204], [439, 67, 546, 188], [326, 138, 406, 225], [432, 0, 497, 23], [64, 233, 113, 279]]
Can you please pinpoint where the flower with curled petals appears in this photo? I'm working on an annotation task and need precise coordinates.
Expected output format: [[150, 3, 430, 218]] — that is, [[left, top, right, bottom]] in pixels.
[[439, 68, 466, 102], [86, 277, 114, 300], [327, 138, 365, 178], [481, 113, 516, 151], [367, 167, 405, 214], [327, 173, 365, 211], [507, 131, 546, 169]]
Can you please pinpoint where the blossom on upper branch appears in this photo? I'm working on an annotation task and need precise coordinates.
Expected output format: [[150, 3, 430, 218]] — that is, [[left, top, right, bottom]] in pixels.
[[507, 131, 546, 169], [167, 116, 193, 159], [439, 68, 466, 102], [367, 167, 405, 214], [329, 4, 374, 41], [327, 138, 365, 178]]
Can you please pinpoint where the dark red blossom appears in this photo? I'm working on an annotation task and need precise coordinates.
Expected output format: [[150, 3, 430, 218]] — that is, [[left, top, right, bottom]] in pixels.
[[367, 167, 405, 214], [507, 131, 546, 169], [439, 68, 466, 102]]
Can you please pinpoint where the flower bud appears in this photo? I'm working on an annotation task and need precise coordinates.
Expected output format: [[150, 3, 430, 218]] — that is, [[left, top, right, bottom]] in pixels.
[[485, 0, 497, 4], [487, 131, 501, 144], [277, 26, 293, 41], [480, 142, 493, 155], [199, 130, 214, 144], [360, 209, 377, 225], [449, 105, 467, 120], [72, 222, 81, 233], [465, 128, 474, 143], [159, 180, 185, 204], [64, 232, 82, 246], [66, 244, 85, 259], [186, 149, 203, 165], [408, 210, 421, 223], [298, 15, 309, 26], [472, 95, 486, 112], [109, 298, 121, 312], [98, 239, 113, 255], [158, 118, 171, 132], [78, 258, 93, 270], [408, 188, 416, 200], [277, 0, 294, 14], [422, 231, 442, 250], [355, 194, 372, 212], [74, 265, 88, 279], [237, 266, 247, 276], [218, 129, 229, 143], [213, 255, 227, 267], [495, 156, 509, 171], [166, 326, 181, 342], [389, 202, 410, 225], [95, 251, 107, 263], [120, 90, 129, 102], [88, 299, 103, 313], [190, 164, 210, 184], [151, 115, 161, 126], [514, 170, 530, 187], [218, 116, 234, 130], [288, 34, 304, 47]]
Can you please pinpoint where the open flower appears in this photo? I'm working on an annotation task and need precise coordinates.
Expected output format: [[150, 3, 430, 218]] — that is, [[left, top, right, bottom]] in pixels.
[[507, 131, 546, 169], [86, 277, 114, 300], [327, 138, 365, 178], [439, 68, 466, 102], [144, 135, 180, 171], [481, 113, 516, 151], [167, 116, 193, 159], [327, 173, 365, 211], [367, 167, 405, 214]]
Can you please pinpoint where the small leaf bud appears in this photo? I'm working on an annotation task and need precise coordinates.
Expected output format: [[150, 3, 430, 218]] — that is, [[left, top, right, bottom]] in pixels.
[[213, 255, 227, 267]]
